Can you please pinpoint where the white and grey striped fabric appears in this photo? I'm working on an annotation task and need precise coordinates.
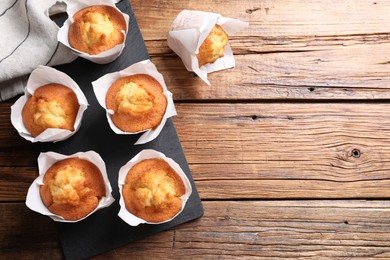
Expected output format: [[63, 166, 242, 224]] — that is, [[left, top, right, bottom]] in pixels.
[[0, 0, 76, 101]]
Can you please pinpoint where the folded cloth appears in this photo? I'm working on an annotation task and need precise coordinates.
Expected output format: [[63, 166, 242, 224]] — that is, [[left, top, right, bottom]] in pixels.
[[0, 0, 77, 101]]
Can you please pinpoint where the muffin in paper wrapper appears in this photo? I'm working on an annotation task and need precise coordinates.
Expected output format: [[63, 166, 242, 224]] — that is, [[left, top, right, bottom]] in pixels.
[[10, 65, 88, 143], [58, 0, 129, 64], [25, 151, 115, 223], [167, 10, 249, 85], [118, 149, 192, 226], [92, 59, 176, 145]]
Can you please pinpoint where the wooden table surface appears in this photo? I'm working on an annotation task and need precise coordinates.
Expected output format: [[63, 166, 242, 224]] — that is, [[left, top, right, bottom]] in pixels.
[[2, 0, 390, 258]]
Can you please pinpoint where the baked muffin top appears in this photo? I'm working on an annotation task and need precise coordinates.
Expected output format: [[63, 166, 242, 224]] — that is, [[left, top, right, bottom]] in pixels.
[[197, 24, 228, 67], [22, 84, 79, 137], [122, 158, 186, 223], [40, 158, 106, 221], [68, 5, 127, 55], [105, 74, 167, 133]]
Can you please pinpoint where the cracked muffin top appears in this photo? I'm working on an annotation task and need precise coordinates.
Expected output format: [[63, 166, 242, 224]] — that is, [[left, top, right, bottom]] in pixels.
[[22, 84, 79, 137], [68, 5, 127, 55]]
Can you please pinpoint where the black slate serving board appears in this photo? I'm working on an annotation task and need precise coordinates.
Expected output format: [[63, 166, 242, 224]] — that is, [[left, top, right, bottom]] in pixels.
[[35, 1, 204, 259]]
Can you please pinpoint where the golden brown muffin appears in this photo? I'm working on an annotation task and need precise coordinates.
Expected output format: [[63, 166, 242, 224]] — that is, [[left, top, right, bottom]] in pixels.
[[68, 5, 127, 55], [39, 158, 106, 221], [197, 24, 228, 67], [22, 84, 79, 137], [105, 74, 167, 133], [122, 158, 186, 223]]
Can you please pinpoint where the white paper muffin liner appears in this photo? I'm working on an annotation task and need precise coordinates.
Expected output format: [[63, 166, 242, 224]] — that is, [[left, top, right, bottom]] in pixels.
[[58, 0, 129, 64], [25, 151, 115, 223], [92, 59, 176, 145], [167, 10, 249, 85], [118, 149, 192, 226], [10, 65, 89, 143]]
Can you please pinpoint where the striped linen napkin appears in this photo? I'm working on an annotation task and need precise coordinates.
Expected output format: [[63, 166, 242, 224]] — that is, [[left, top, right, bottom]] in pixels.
[[0, 0, 77, 101]]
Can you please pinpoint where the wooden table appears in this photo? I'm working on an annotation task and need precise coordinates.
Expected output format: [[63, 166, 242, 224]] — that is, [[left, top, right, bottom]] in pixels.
[[2, 0, 390, 258]]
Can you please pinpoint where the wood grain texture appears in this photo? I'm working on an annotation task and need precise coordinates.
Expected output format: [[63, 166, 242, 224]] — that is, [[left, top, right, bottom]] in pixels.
[[132, 0, 390, 39], [173, 103, 390, 199], [0, 101, 38, 167], [150, 53, 390, 100], [0, 167, 37, 201], [0, 203, 61, 259], [174, 103, 390, 166], [2, 201, 390, 259], [130, 0, 390, 100]]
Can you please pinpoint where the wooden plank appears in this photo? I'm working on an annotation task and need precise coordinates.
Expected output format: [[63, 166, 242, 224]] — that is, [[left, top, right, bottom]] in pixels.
[[0, 167, 37, 201], [174, 102, 390, 165], [150, 52, 390, 100], [145, 33, 390, 56], [3, 200, 388, 259], [196, 179, 390, 199], [167, 200, 390, 258], [0, 203, 62, 259], [132, 0, 390, 40], [0, 101, 38, 167]]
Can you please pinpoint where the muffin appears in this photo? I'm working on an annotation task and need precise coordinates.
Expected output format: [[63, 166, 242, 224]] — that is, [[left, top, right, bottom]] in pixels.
[[105, 74, 167, 133], [197, 24, 228, 67], [22, 84, 79, 137], [68, 5, 127, 55], [122, 158, 186, 223], [39, 157, 106, 221]]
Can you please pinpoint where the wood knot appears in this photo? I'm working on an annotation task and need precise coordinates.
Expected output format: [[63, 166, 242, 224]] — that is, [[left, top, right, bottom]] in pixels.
[[351, 149, 361, 158], [246, 7, 260, 14]]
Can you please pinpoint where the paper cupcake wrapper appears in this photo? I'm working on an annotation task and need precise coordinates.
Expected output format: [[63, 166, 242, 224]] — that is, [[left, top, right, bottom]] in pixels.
[[167, 10, 249, 85], [92, 59, 177, 145], [25, 151, 115, 223], [117, 149, 193, 226], [10, 65, 89, 143], [58, 0, 129, 64]]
